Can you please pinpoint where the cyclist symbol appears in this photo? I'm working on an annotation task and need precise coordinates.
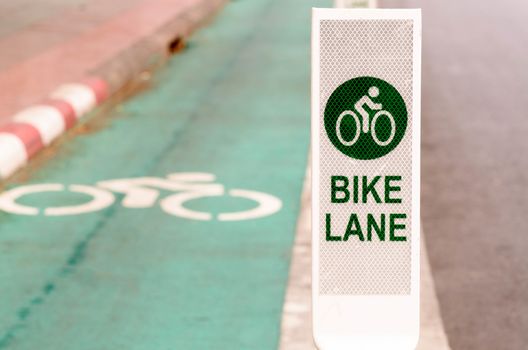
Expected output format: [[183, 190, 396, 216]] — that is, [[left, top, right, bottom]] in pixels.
[[0, 172, 282, 221], [324, 76, 408, 160], [336, 86, 396, 147]]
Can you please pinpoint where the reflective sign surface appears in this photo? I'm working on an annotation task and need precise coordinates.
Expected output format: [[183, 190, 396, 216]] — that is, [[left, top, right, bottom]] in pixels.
[[312, 8, 421, 349]]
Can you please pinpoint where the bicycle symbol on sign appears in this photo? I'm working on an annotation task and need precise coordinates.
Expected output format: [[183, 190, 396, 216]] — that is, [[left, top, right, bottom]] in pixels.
[[336, 86, 396, 147], [0, 172, 282, 221]]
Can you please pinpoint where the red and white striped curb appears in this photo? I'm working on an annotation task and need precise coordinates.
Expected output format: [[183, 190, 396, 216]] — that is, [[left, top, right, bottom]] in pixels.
[[0, 78, 108, 179]]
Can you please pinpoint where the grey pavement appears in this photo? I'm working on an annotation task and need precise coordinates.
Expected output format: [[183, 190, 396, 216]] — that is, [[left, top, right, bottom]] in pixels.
[[381, 0, 528, 349]]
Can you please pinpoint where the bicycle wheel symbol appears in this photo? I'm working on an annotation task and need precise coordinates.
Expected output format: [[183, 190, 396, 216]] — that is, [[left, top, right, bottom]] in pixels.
[[0, 184, 115, 216], [371, 110, 396, 146], [336, 109, 396, 147], [160, 188, 282, 221]]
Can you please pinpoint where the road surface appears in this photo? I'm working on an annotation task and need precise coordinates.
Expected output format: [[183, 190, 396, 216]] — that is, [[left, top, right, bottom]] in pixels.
[[382, 0, 528, 349]]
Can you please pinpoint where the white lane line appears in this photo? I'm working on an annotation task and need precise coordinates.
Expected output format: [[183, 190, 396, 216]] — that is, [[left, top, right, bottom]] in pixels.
[[278, 167, 452, 350], [13, 105, 66, 145], [0, 133, 28, 179]]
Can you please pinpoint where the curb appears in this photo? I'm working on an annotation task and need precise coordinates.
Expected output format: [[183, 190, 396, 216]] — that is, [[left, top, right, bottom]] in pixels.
[[0, 0, 226, 180]]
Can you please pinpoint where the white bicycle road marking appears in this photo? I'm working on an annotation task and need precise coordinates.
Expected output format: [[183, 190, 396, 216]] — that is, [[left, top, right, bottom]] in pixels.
[[0, 172, 282, 221]]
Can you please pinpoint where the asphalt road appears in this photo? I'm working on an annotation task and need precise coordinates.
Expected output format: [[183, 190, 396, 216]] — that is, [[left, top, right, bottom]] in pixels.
[[382, 1, 528, 349]]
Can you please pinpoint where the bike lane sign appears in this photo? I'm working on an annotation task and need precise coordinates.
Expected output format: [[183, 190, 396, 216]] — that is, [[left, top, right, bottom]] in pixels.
[[311, 9, 421, 349]]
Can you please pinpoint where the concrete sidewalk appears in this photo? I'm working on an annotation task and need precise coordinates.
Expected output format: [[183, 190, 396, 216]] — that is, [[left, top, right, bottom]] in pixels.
[[0, 0, 225, 180], [0, 0, 224, 122]]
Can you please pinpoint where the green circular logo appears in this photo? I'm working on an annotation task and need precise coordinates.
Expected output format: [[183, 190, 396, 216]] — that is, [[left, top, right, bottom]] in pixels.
[[324, 76, 407, 160]]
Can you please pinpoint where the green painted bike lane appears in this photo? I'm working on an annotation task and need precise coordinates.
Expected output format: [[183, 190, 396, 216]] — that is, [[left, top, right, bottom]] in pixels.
[[0, 0, 330, 349]]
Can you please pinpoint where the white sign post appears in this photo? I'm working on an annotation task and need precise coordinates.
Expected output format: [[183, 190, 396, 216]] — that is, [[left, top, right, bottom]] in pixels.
[[311, 8, 421, 350], [334, 0, 378, 8]]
